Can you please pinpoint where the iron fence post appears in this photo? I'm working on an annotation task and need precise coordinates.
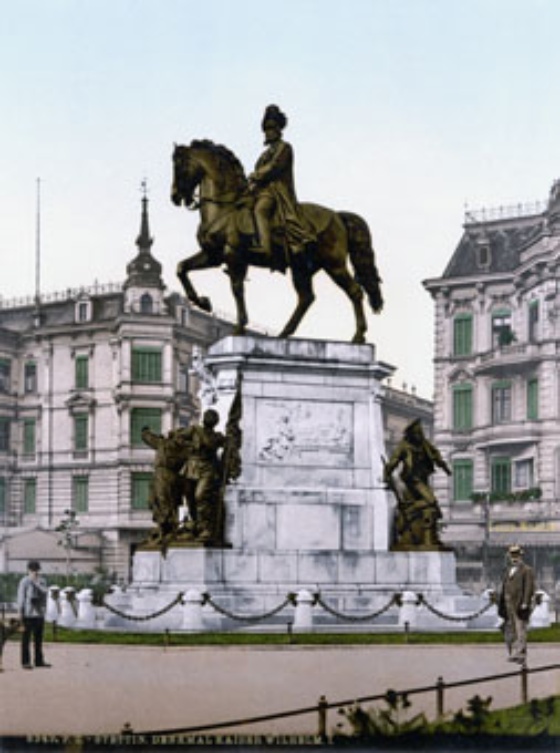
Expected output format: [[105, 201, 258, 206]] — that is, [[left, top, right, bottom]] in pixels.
[[436, 676, 445, 719], [521, 664, 528, 704], [318, 695, 328, 741]]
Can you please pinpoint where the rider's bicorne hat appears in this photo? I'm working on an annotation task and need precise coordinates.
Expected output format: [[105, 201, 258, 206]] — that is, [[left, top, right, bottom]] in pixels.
[[261, 104, 287, 132]]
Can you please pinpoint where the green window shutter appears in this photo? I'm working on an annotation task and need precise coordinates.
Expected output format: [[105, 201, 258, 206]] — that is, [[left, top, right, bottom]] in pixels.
[[453, 384, 473, 430], [527, 378, 539, 420], [74, 414, 89, 451], [24, 479, 36, 513], [132, 347, 162, 383], [453, 460, 473, 501], [75, 356, 89, 389], [73, 476, 89, 513], [23, 419, 36, 454], [491, 458, 512, 497], [131, 472, 152, 510], [453, 314, 473, 356], [131, 408, 162, 446]]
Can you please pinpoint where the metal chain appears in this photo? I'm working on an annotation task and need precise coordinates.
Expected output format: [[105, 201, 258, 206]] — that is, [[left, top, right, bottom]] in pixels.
[[203, 593, 295, 623], [417, 593, 495, 623], [101, 593, 184, 623], [315, 593, 401, 623]]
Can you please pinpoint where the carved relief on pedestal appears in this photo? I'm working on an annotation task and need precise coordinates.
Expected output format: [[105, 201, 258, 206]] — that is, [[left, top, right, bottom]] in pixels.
[[257, 399, 353, 466]]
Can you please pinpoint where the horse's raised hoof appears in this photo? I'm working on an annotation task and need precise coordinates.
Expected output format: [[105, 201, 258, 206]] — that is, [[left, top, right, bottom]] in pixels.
[[197, 296, 213, 313]]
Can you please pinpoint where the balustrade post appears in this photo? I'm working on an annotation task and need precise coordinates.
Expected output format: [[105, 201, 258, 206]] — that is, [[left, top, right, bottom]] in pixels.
[[398, 591, 418, 630], [293, 589, 314, 631], [76, 588, 96, 629], [58, 587, 77, 628], [46, 586, 60, 624], [181, 588, 205, 631]]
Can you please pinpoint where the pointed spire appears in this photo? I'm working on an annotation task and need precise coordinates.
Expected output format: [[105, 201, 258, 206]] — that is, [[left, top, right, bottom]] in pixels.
[[124, 180, 163, 290], [136, 179, 154, 252]]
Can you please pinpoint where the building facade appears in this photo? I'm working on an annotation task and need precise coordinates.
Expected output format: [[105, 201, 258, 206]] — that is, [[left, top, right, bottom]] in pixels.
[[424, 180, 560, 592], [0, 195, 239, 577]]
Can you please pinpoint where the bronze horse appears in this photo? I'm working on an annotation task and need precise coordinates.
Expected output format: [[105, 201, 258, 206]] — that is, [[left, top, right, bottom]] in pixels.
[[171, 140, 383, 343]]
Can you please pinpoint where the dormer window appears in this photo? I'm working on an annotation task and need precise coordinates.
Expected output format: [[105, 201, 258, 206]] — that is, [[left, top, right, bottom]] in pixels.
[[75, 298, 92, 323], [476, 243, 491, 269]]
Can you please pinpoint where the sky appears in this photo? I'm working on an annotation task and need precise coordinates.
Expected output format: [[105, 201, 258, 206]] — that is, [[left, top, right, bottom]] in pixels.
[[2, 0, 560, 398]]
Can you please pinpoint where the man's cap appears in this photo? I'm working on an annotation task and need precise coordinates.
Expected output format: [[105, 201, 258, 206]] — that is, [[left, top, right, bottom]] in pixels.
[[508, 545, 524, 555], [27, 559, 41, 571]]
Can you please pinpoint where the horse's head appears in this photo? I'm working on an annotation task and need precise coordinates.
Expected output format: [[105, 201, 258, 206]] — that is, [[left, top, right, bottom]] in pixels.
[[171, 144, 201, 208], [172, 140, 248, 210]]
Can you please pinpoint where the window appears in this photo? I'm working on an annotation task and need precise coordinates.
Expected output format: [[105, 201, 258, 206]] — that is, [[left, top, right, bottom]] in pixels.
[[24, 362, 37, 393], [140, 293, 153, 314], [23, 478, 36, 514], [0, 478, 5, 516], [515, 459, 534, 489], [23, 419, 36, 455], [453, 314, 473, 356], [528, 300, 539, 343], [492, 381, 512, 424], [131, 408, 162, 446], [132, 347, 162, 383], [0, 418, 10, 452], [0, 359, 10, 393], [491, 458, 512, 497], [527, 378, 539, 420], [131, 472, 152, 510], [453, 384, 473, 431], [453, 459, 473, 501], [73, 476, 89, 513], [492, 310, 513, 347], [75, 355, 89, 389], [76, 300, 91, 323], [74, 414, 89, 452]]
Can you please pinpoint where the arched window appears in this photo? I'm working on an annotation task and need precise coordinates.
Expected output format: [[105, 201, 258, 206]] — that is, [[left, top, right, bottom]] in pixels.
[[140, 293, 153, 314]]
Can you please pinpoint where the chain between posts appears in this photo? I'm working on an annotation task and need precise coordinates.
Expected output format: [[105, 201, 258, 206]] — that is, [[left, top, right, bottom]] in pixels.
[[101, 593, 184, 622], [202, 593, 297, 623], [315, 593, 402, 622], [417, 593, 495, 622]]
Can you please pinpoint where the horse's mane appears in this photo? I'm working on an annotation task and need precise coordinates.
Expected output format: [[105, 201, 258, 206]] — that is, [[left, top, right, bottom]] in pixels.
[[189, 139, 248, 190]]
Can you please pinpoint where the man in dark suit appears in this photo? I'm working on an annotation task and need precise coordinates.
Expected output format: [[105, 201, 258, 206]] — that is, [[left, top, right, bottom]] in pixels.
[[498, 544, 535, 664]]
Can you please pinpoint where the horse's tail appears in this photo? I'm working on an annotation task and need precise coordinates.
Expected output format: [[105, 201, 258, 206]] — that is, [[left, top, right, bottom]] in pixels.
[[339, 211, 383, 313]]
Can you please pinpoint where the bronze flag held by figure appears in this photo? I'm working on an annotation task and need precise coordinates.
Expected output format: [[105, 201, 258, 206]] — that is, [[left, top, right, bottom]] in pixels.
[[171, 104, 383, 344]]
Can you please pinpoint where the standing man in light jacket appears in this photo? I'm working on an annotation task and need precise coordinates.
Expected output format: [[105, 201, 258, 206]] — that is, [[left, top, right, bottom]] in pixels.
[[498, 544, 536, 665], [17, 560, 51, 670]]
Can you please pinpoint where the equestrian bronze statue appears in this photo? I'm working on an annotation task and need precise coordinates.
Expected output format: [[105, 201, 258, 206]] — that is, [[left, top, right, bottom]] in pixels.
[[171, 107, 383, 344]]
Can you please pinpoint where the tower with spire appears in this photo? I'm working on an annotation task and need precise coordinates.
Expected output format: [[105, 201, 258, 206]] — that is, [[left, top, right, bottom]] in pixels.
[[124, 181, 165, 314]]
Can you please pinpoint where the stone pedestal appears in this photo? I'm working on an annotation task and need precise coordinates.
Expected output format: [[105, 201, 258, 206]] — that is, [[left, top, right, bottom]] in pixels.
[[119, 337, 469, 631]]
